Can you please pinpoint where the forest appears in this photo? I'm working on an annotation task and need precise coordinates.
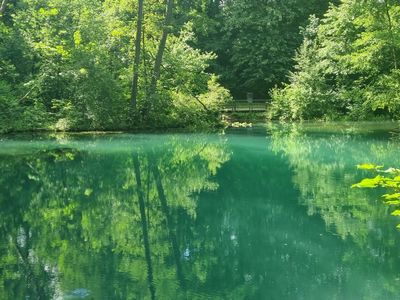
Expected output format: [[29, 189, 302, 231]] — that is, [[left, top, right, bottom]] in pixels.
[[0, 0, 399, 133]]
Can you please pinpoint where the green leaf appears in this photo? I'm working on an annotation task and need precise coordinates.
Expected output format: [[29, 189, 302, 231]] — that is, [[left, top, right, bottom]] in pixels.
[[73, 30, 82, 47], [382, 179, 400, 188], [352, 176, 383, 188], [84, 188, 93, 196], [385, 200, 400, 205], [357, 163, 383, 170], [382, 193, 400, 200], [391, 210, 400, 216]]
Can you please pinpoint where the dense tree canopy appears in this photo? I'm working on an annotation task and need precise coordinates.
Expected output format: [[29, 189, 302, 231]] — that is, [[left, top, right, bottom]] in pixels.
[[195, 0, 333, 98], [1, 0, 399, 132], [0, 0, 232, 133], [270, 0, 400, 120]]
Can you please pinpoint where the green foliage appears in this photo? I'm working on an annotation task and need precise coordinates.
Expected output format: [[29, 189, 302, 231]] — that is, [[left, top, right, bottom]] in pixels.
[[168, 75, 232, 129], [270, 0, 400, 121], [198, 75, 233, 111], [142, 24, 231, 129], [0, 81, 18, 133], [196, 0, 331, 99], [5, 0, 396, 130], [356, 163, 383, 171], [0, 0, 231, 133], [353, 164, 400, 228]]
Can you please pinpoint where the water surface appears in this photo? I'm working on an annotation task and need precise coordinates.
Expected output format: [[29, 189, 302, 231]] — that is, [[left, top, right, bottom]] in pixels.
[[1, 122, 400, 299]]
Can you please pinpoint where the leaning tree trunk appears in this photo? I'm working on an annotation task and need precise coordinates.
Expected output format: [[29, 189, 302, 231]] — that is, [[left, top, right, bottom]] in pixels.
[[0, 0, 9, 14], [149, 0, 174, 96], [131, 0, 145, 107]]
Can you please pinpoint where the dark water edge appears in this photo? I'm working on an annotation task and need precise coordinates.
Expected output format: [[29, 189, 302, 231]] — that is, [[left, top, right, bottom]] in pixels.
[[1, 121, 400, 299]]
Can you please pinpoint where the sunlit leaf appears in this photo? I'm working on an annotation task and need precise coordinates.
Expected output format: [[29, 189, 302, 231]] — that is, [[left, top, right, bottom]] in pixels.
[[352, 176, 383, 188], [356, 164, 383, 170], [84, 188, 93, 196], [73, 30, 82, 47], [65, 152, 75, 160], [384, 200, 400, 205], [382, 180, 400, 188], [382, 193, 400, 200]]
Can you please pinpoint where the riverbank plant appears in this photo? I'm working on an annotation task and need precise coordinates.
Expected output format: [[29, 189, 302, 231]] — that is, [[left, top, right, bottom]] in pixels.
[[352, 164, 400, 228]]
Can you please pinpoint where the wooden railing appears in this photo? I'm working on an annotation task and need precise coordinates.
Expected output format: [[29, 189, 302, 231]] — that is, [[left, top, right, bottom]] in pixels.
[[222, 99, 268, 112]]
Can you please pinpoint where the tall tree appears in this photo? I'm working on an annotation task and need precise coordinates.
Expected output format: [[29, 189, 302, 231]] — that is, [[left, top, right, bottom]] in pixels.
[[149, 0, 174, 96], [131, 0, 145, 107]]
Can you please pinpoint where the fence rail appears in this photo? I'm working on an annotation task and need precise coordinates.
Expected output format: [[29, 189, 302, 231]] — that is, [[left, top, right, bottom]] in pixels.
[[222, 99, 268, 112]]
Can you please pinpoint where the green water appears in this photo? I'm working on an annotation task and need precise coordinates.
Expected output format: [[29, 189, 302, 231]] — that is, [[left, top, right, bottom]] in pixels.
[[1, 122, 400, 299]]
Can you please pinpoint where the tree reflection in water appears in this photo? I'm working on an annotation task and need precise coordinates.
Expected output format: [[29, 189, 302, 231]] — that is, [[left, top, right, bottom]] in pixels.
[[0, 134, 230, 299], [268, 123, 400, 298], [2, 126, 400, 299]]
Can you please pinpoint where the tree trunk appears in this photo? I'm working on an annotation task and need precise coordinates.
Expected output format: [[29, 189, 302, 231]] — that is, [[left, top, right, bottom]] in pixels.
[[0, 0, 9, 15], [131, 0, 145, 107], [383, 0, 397, 69], [149, 0, 174, 95]]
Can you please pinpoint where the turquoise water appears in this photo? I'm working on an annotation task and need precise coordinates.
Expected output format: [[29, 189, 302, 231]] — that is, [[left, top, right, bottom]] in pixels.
[[1, 122, 400, 299]]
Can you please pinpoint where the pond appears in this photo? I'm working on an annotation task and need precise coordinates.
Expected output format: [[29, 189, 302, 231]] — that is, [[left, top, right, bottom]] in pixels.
[[1, 122, 400, 299]]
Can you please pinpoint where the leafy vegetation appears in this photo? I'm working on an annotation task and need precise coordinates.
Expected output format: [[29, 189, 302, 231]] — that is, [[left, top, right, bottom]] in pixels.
[[194, 0, 332, 99], [270, 0, 400, 120], [0, 0, 232, 133], [353, 164, 400, 228], [1, 0, 399, 129]]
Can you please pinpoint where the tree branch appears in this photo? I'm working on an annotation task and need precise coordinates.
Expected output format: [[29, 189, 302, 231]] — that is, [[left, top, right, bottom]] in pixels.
[[0, 0, 9, 15]]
